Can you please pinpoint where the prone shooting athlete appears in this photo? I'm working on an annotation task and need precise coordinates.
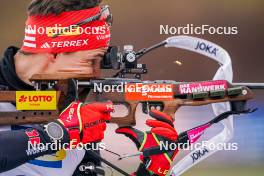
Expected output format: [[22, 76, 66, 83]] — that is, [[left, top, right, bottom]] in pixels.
[[0, 0, 180, 176]]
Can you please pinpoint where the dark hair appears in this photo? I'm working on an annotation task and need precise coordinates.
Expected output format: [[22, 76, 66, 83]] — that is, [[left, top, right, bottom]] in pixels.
[[28, 0, 102, 16]]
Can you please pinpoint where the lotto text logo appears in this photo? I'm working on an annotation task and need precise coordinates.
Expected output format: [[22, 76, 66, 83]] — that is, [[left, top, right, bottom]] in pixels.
[[16, 91, 57, 110]]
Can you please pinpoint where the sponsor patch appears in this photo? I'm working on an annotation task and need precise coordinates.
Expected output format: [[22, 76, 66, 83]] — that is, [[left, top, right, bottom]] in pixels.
[[16, 91, 57, 110], [50, 39, 89, 48], [25, 129, 41, 145], [191, 147, 209, 163], [187, 123, 210, 143], [125, 83, 173, 101], [195, 41, 219, 56], [179, 80, 228, 94]]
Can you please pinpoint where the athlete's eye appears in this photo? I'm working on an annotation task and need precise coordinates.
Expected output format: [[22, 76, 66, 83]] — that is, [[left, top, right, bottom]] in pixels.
[[62, 52, 74, 55]]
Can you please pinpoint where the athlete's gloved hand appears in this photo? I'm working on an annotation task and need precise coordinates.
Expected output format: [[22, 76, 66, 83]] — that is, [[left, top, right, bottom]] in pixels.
[[116, 110, 179, 176], [58, 101, 113, 146]]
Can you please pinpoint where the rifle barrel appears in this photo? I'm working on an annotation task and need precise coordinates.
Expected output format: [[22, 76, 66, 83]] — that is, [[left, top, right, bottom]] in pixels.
[[233, 83, 264, 89]]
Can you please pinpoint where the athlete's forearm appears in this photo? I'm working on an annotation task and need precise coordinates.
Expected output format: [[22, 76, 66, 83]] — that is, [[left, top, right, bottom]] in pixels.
[[0, 123, 69, 173]]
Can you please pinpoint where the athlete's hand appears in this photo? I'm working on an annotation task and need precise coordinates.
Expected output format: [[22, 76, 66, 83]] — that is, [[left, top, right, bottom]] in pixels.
[[58, 101, 113, 146], [116, 110, 179, 176]]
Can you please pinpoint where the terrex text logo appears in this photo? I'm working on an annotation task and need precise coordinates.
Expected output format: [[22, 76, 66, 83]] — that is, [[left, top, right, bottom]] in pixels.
[[16, 91, 57, 110]]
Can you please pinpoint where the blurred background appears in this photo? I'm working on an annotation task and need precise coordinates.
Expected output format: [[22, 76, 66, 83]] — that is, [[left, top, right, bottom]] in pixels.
[[0, 0, 263, 175]]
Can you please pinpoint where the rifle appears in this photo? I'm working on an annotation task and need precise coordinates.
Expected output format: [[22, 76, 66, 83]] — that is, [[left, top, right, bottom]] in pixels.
[[0, 37, 263, 126], [79, 78, 255, 126]]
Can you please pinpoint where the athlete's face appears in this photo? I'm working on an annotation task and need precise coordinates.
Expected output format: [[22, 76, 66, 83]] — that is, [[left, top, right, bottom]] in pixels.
[[44, 48, 107, 75]]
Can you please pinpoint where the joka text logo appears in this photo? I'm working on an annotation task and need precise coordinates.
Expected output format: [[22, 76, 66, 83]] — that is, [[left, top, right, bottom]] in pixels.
[[125, 83, 173, 101], [16, 91, 57, 110]]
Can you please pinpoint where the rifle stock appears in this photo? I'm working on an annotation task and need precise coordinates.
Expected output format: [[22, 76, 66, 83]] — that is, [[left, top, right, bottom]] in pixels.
[[0, 73, 256, 126], [83, 79, 254, 126]]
